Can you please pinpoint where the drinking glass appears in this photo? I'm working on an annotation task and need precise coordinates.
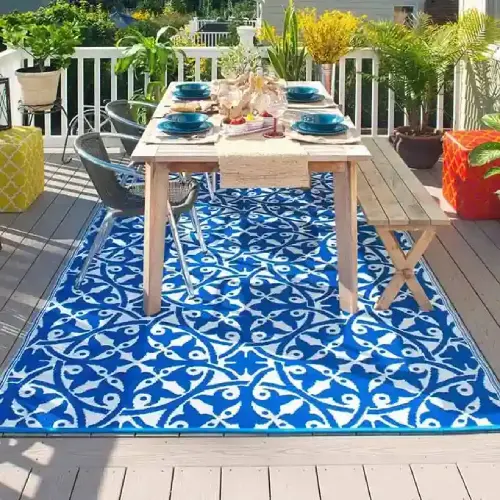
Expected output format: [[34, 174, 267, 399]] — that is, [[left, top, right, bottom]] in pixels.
[[263, 89, 288, 138]]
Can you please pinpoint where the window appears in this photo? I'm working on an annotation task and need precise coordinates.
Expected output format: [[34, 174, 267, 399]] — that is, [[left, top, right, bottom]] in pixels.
[[394, 6, 415, 24]]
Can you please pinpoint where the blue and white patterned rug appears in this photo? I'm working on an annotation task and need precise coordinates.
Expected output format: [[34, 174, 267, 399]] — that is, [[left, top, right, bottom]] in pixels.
[[1, 173, 500, 434]]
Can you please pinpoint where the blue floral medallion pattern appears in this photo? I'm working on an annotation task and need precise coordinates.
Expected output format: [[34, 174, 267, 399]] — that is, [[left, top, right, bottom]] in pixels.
[[1, 173, 500, 434]]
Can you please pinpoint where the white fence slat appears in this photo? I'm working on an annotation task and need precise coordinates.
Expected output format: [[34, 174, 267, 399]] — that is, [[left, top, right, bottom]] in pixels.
[[60, 67, 68, 134], [77, 57, 84, 135], [127, 67, 134, 99], [94, 58, 101, 132], [44, 58, 51, 135], [195, 57, 201, 81], [355, 56, 362, 135], [338, 57, 346, 113], [305, 57, 313, 82], [111, 57, 118, 101], [371, 56, 379, 136], [332, 63, 336, 100], [388, 86, 395, 136], [211, 57, 218, 81], [437, 85, 445, 130], [177, 53, 185, 82], [453, 61, 462, 130]]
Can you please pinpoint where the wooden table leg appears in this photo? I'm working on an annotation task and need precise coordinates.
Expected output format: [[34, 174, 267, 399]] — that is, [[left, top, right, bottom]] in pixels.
[[334, 161, 358, 314], [143, 161, 170, 316]]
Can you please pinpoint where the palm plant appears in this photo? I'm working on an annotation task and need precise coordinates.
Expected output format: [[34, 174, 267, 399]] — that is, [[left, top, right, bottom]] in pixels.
[[363, 9, 500, 134], [259, 0, 306, 81], [115, 26, 178, 103], [469, 113, 500, 178]]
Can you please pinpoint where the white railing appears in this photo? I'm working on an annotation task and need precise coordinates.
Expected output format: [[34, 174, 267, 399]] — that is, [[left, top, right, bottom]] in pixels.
[[0, 45, 458, 148], [195, 32, 230, 46]]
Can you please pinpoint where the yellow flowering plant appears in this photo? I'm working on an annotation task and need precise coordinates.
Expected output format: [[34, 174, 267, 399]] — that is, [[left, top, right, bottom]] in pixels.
[[298, 9, 362, 64]]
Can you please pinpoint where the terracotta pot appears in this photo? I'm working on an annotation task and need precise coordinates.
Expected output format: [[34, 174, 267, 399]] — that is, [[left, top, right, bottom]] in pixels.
[[392, 126, 443, 169], [16, 67, 61, 109]]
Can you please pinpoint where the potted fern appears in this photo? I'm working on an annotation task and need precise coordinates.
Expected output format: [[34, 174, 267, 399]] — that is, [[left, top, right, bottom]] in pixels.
[[363, 10, 500, 169], [0, 21, 81, 108], [470, 113, 500, 181]]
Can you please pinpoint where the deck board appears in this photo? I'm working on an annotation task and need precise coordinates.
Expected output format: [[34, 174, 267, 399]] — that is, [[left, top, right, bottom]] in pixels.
[[458, 463, 500, 500], [1, 148, 500, 496]]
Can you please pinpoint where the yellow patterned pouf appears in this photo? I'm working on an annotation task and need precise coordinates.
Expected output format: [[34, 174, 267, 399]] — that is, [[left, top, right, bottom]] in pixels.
[[0, 127, 44, 212]]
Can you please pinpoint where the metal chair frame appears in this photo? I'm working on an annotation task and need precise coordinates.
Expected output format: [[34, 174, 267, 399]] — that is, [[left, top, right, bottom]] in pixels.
[[74, 132, 206, 296]]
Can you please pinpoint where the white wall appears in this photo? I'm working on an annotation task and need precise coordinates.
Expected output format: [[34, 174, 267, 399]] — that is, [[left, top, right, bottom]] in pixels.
[[262, 0, 425, 27]]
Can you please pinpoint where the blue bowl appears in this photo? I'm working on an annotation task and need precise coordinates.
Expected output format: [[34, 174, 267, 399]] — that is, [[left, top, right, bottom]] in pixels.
[[301, 113, 343, 126], [176, 83, 211, 98], [287, 86, 318, 98], [165, 112, 209, 130], [158, 120, 212, 136]]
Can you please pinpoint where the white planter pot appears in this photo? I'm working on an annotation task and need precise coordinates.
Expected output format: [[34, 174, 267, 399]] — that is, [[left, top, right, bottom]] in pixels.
[[16, 68, 61, 109]]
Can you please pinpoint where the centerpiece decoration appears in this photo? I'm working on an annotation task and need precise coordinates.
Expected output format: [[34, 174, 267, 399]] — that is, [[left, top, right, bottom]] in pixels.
[[298, 8, 362, 94], [212, 71, 286, 136]]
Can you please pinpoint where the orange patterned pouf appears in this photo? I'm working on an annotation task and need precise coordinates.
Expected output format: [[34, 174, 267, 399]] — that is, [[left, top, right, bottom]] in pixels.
[[443, 130, 500, 220]]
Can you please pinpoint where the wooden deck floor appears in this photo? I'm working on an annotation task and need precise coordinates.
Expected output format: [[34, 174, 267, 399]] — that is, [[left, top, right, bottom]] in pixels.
[[2, 138, 500, 498]]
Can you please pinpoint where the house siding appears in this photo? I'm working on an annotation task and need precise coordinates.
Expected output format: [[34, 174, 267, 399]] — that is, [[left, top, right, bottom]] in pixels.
[[0, 0, 50, 15], [262, 0, 425, 28]]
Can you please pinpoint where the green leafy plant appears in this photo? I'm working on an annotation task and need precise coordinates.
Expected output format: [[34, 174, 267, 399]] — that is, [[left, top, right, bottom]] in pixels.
[[362, 9, 500, 134], [469, 113, 500, 178], [259, 0, 306, 81], [115, 26, 178, 102], [219, 44, 261, 78], [0, 21, 81, 72]]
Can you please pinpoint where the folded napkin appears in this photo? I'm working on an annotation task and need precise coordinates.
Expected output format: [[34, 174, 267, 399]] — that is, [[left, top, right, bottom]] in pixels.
[[216, 135, 310, 189]]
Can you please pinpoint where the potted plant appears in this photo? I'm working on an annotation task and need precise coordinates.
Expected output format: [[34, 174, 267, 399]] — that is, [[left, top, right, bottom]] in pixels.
[[259, 1, 306, 81], [219, 44, 262, 79], [469, 113, 500, 182], [363, 10, 500, 169], [298, 8, 361, 93], [115, 27, 178, 103], [0, 21, 81, 108]]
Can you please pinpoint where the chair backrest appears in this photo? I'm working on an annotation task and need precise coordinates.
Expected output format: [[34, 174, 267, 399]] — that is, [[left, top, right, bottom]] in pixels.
[[106, 100, 149, 156], [74, 132, 137, 210]]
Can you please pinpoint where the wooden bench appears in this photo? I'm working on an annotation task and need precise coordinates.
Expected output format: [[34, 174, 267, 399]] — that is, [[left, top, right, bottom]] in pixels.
[[357, 138, 450, 311]]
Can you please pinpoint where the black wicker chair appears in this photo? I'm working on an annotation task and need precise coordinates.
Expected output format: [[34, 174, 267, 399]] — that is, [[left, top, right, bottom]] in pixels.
[[74, 132, 206, 296], [105, 99, 217, 200]]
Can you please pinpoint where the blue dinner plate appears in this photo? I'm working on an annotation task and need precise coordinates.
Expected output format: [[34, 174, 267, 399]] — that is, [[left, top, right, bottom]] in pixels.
[[288, 94, 325, 104], [292, 122, 348, 136], [157, 120, 213, 136], [173, 90, 211, 101], [297, 118, 346, 134]]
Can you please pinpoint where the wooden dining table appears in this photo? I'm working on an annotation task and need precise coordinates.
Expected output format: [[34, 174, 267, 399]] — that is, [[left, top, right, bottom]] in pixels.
[[131, 82, 372, 316]]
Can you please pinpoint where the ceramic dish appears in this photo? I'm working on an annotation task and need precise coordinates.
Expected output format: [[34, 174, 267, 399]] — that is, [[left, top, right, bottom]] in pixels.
[[287, 94, 325, 104], [297, 119, 346, 134], [287, 86, 318, 98], [164, 112, 209, 130], [291, 122, 348, 136], [176, 83, 211, 97], [301, 113, 343, 127], [173, 91, 211, 101], [157, 120, 213, 136]]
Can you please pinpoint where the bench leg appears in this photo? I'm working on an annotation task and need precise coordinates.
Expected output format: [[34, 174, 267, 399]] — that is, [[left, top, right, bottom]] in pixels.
[[375, 228, 436, 311]]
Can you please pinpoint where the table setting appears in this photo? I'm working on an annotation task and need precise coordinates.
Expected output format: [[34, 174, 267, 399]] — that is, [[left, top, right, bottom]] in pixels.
[[146, 74, 358, 147]]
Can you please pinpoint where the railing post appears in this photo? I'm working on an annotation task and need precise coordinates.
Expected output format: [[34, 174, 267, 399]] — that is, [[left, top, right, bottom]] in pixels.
[[237, 26, 256, 48], [0, 50, 23, 126]]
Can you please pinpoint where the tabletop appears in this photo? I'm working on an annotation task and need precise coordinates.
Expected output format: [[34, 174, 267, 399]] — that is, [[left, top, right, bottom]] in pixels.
[[131, 81, 372, 165]]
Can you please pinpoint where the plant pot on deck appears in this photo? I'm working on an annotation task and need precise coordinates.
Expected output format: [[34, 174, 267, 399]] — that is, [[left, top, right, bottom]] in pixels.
[[392, 126, 443, 170], [15, 67, 61, 109]]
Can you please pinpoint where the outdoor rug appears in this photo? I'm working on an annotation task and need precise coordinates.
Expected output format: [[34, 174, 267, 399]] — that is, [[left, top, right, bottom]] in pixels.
[[1, 173, 500, 434]]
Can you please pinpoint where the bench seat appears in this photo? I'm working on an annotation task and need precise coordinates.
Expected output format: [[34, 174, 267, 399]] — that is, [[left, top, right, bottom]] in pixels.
[[358, 138, 450, 310]]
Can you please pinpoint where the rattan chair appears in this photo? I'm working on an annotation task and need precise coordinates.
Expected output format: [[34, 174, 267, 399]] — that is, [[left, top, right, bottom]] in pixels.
[[105, 99, 217, 200], [74, 132, 206, 296]]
